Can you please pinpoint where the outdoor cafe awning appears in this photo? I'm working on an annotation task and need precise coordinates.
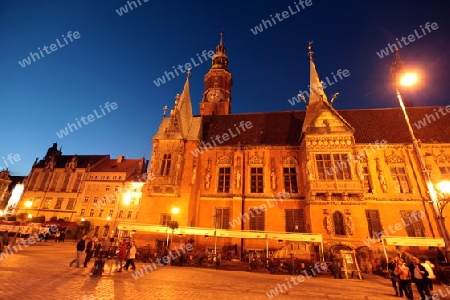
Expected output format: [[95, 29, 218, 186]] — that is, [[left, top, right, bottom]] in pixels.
[[383, 237, 445, 247], [117, 223, 322, 243]]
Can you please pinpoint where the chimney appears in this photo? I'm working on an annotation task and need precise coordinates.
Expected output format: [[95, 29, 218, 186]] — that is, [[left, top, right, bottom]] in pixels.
[[117, 155, 125, 163]]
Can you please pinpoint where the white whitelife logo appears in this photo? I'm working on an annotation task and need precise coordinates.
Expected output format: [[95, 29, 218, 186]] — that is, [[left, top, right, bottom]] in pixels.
[[18, 31, 81, 68]]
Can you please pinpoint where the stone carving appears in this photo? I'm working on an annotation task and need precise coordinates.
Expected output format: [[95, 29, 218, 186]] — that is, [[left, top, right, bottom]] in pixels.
[[204, 170, 211, 190], [249, 153, 264, 165], [235, 170, 241, 188], [191, 167, 197, 185], [386, 154, 405, 165], [378, 172, 388, 193], [346, 216, 354, 235], [356, 161, 364, 181], [282, 155, 298, 165], [270, 171, 277, 190], [306, 160, 314, 180], [217, 156, 232, 165]]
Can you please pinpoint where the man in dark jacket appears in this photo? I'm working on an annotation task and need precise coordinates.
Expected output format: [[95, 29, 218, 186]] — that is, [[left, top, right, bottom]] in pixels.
[[69, 235, 87, 268], [408, 257, 431, 300], [84, 236, 97, 268]]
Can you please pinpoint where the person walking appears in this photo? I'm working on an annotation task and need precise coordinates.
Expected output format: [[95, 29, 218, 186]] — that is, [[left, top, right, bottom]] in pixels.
[[2, 231, 9, 252], [394, 259, 412, 299], [116, 242, 127, 272], [84, 237, 97, 268], [409, 257, 431, 300], [70, 235, 87, 268], [388, 257, 400, 296], [124, 241, 136, 271]]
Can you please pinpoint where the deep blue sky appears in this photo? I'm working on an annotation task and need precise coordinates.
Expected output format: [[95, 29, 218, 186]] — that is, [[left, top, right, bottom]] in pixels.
[[1, 0, 449, 176]]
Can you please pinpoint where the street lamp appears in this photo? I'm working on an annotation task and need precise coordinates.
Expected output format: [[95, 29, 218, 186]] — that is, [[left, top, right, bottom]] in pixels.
[[390, 49, 450, 261], [436, 181, 450, 242]]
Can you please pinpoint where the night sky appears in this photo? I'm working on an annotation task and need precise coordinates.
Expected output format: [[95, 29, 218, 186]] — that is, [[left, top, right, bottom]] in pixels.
[[1, 0, 449, 176]]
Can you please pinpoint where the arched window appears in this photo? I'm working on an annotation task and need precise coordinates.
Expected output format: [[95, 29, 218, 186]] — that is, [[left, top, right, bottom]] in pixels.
[[333, 211, 346, 235]]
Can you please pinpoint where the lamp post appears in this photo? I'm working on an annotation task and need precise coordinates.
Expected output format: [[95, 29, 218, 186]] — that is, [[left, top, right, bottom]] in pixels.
[[213, 213, 218, 256], [437, 181, 450, 245], [390, 49, 450, 261], [166, 207, 179, 266]]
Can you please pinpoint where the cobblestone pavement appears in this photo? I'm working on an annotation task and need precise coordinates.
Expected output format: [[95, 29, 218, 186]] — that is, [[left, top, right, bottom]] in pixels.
[[0, 241, 448, 300]]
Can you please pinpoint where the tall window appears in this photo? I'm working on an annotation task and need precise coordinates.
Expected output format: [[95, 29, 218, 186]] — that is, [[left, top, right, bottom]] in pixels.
[[89, 209, 94, 217], [39, 172, 50, 190], [333, 211, 346, 235], [361, 163, 373, 193], [54, 198, 63, 209], [400, 210, 426, 237], [390, 166, 411, 193], [28, 173, 38, 190], [127, 211, 132, 218], [160, 213, 171, 226], [106, 185, 110, 191], [315, 154, 351, 180], [72, 173, 82, 192], [365, 209, 382, 237], [33, 198, 41, 208], [84, 196, 89, 203], [93, 197, 98, 203], [61, 172, 71, 192], [215, 208, 230, 229], [160, 154, 172, 176], [99, 209, 104, 217], [66, 198, 75, 210], [50, 173, 60, 191], [109, 209, 114, 217], [80, 208, 85, 216], [249, 209, 265, 231], [43, 198, 52, 209], [250, 167, 264, 193], [217, 167, 231, 193], [285, 209, 306, 232], [283, 167, 298, 193], [118, 210, 124, 218]]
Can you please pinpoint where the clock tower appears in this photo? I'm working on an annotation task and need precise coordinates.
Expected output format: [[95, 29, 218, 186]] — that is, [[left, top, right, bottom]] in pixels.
[[200, 33, 233, 115]]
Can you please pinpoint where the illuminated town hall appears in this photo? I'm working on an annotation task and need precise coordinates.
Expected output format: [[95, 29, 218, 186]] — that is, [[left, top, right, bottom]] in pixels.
[[13, 36, 450, 265]]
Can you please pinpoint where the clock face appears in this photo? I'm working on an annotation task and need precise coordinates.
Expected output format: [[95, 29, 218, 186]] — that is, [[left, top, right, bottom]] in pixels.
[[207, 89, 223, 102]]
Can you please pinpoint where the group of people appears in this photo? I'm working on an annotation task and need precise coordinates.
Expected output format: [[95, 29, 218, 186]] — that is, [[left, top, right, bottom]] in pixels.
[[1, 231, 10, 252], [388, 256, 435, 300], [69, 235, 137, 273]]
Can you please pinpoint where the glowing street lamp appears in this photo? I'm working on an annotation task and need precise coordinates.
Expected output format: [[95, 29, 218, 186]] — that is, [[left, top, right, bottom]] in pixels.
[[24, 200, 33, 208], [391, 49, 450, 261]]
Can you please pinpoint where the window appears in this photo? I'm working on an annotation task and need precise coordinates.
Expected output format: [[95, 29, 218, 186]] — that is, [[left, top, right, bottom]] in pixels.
[[43, 198, 52, 209], [249, 209, 265, 231], [80, 208, 85, 216], [315, 153, 351, 180], [160, 213, 171, 226], [113, 176, 117, 180], [400, 210, 426, 237], [111, 197, 116, 204], [108, 209, 114, 217], [33, 198, 41, 208], [118, 210, 123, 218], [285, 209, 306, 232], [439, 165, 450, 180], [106, 176, 110, 180], [99, 209, 104, 217], [28, 173, 38, 190], [114, 186, 119, 192], [101, 176, 105, 180], [390, 166, 411, 193], [54, 198, 63, 209], [365, 209, 382, 237], [217, 167, 231, 193], [106, 185, 110, 191], [93, 196, 98, 203], [50, 173, 60, 191], [39, 172, 50, 190], [84, 196, 89, 203], [160, 154, 172, 176], [72, 173, 82, 192], [66, 198, 75, 210], [283, 167, 298, 193], [127, 211, 132, 218], [89, 209, 95, 217], [333, 211, 346, 235], [250, 167, 264, 193], [102, 197, 107, 205], [61, 172, 72, 192], [361, 164, 373, 193], [215, 208, 230, 229]]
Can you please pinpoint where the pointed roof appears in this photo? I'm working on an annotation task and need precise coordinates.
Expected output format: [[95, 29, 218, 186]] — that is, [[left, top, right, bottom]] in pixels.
[[301, 42, 353, 134], [176, 71, 193, 138], [211, 32, 229, 70]]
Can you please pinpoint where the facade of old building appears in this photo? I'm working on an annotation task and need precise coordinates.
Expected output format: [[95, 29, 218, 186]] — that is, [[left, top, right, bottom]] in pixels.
[[15, 143, 147, 238], [131, 36, 450, 262]]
